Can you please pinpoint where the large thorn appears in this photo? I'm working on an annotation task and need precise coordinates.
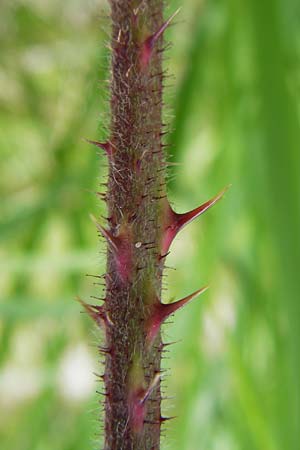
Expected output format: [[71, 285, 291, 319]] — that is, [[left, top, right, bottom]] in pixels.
[[162, 185, 230, 254], [140, 8, 181, 68], [146, 286, 209, 345]]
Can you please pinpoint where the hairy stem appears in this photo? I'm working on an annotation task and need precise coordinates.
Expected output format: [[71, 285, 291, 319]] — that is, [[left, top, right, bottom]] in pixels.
[[104, 1, 165, 448], [84, 2, 225, 448]]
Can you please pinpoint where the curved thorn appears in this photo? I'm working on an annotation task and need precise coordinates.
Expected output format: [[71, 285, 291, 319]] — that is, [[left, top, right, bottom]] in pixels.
[[162, 185, 230, 254], [162, 285, 209, 317], [146, 286, 209, 345], [175, 185, 231, 231]]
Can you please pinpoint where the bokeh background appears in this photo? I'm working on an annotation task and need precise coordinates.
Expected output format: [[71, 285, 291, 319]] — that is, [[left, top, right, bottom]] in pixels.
[[1, 0, 300, 449]]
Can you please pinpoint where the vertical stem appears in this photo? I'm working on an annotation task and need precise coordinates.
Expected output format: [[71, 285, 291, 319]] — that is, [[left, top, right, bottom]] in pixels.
[[104, 1, 165, 448]]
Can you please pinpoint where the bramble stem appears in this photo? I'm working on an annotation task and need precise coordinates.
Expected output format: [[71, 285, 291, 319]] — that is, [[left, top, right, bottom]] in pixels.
[[103, 1, 165, 448]]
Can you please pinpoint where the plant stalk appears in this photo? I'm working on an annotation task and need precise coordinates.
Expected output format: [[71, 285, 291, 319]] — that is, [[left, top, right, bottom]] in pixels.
[[104, 1, 165, 448]]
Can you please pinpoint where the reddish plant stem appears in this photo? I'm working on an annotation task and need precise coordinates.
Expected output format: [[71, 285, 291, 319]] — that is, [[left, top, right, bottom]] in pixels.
[[87, 2, 226, 448], [103, 1, 165, 449]]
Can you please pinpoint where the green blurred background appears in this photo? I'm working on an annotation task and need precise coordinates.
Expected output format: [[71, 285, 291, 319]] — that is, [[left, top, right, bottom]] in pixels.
[[1, 0, 300, 449]]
